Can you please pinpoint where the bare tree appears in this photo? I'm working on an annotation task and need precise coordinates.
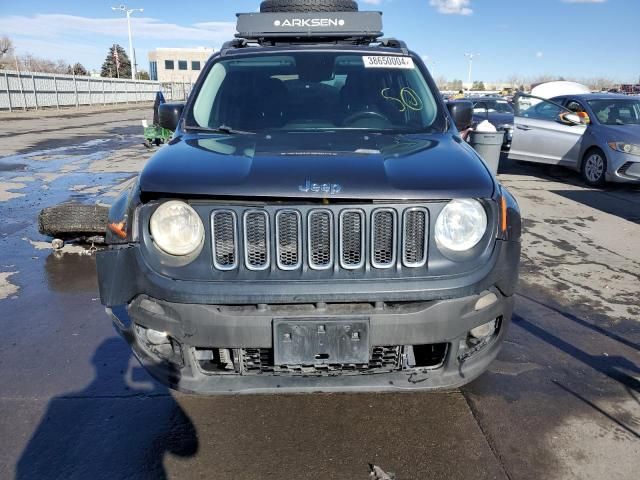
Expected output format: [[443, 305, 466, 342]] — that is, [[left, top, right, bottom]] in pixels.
[[0, 36, 14, 68], [435, 75, 448, 90], [16, 54, 71, 74], [584, 77, 615, 91], [506, 74, 526, 89]]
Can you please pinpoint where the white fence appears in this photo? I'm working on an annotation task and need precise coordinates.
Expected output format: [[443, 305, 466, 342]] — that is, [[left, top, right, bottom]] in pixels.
[[0, 69, 193, 111]]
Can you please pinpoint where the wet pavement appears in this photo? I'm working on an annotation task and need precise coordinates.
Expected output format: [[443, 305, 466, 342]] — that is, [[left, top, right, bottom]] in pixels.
[[0, 107, 639, 479]]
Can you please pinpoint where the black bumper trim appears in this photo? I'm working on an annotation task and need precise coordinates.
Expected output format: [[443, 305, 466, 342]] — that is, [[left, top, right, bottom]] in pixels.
[[97, 240, 520, 306], [125, 290, 513, 348]]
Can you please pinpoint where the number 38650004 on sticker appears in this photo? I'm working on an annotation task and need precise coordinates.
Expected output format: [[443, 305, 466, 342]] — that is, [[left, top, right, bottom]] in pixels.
[[362, 56, 415, 69]]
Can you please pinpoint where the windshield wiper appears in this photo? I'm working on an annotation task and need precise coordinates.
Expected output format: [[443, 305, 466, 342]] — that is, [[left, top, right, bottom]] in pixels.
[[186, 124, 255, 135]]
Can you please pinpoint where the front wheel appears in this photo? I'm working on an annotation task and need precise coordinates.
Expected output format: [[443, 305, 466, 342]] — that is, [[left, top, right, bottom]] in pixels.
[[581, 149, 607, 187]]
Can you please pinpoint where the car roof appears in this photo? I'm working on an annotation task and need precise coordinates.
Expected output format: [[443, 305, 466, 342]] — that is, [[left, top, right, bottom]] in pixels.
[[219, 43, 415, 58], [558, 93, 634, 101]]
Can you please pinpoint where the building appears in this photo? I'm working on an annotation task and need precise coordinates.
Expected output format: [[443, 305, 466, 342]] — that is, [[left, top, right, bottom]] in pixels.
[[148, 48, 214, 83]]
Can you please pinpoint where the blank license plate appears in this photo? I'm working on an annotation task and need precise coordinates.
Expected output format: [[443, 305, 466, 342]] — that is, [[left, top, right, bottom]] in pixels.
[[273, 318, 370, 366]]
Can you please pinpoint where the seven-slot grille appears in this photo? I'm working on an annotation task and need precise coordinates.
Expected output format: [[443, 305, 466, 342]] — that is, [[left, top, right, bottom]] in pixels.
[[210, 207, 429, 272]]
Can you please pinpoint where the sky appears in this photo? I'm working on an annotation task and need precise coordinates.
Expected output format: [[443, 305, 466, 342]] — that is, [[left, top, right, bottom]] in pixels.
[[1, 0, 639, 83]]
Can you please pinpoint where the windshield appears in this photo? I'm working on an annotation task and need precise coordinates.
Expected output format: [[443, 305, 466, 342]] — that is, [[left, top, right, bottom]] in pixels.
[[189, 52, 444, 134], [587, 99, 640, 125], [473, 99, 514, 114]]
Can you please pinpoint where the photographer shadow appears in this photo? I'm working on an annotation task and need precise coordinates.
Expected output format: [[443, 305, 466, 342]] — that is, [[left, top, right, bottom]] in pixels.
[[16, 338, 198, 480]]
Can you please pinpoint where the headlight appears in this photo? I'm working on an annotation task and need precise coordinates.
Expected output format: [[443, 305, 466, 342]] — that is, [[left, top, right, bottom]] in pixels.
[[150, 201, 204, 256], [435, 199, 488, 252], [608, 142, 640, 156]]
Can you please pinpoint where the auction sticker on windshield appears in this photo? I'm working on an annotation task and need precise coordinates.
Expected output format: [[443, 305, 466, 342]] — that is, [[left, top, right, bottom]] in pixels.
[[363, 56, 415, 69]]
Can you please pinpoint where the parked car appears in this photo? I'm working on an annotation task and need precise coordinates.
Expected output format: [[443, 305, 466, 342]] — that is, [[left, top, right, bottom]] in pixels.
[[509, 93, 640, 186], [472, 96, 515, 149], [96, 0, 521, 394]]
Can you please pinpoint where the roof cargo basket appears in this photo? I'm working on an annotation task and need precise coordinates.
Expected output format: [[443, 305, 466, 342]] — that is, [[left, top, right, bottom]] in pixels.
[[235, 11, 383, 43]]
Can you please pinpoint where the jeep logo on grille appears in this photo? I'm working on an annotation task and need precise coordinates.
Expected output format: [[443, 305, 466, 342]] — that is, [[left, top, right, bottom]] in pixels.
[[274, 18, 346, 28], [299, 179, 343, 195]]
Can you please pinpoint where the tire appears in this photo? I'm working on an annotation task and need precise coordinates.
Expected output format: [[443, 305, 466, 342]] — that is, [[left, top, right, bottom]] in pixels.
[[38, 203, 109, 238], [580, 148, 607, 187], [260, 0, 358, 12]]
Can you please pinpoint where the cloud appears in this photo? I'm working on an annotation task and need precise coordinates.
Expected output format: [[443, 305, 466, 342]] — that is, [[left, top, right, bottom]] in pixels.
[[0, 14, 235, 69], [429, 0, 473, 15], [0, 14, 235, 44], [536, 51, 544, 58], [361, 0, 384, 4]]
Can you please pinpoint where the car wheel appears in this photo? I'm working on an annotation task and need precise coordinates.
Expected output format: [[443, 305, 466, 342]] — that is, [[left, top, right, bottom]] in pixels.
[[581, 149, 607, 187], [260, 0, 358, 12]]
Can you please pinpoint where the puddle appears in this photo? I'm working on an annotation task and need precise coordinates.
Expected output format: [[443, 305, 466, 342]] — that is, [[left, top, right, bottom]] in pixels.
[[0, 271, 19, 300], [26, 239, 94, 256], [0, 162, 27, 172], [0, 182, 28, 201]]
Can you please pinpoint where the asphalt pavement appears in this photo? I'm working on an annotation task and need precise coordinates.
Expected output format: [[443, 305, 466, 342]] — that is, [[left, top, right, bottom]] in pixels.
[[0, 106, 638, 479]]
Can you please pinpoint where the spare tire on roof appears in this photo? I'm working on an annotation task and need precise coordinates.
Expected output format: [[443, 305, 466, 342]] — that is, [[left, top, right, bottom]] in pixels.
[[260, 0, 359, 13]]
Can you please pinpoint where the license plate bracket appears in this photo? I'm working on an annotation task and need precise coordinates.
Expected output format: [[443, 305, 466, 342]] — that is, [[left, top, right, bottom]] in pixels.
[[273, 318, 370, 366]]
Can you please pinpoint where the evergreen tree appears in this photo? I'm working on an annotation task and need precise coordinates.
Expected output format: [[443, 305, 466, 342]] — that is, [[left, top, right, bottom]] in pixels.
[[101, 44, 131, 78], [68, 62, 89, 76]]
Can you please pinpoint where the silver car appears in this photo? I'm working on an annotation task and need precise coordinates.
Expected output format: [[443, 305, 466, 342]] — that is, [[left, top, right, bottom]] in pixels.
[[509, 93, 640, 186]]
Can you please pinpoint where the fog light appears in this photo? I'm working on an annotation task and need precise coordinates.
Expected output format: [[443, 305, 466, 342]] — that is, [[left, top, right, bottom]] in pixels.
[[146, 328, 169, 345], [470, 320, 497, 340], [474, 292, 498, 311], [135, 325, 184, 367]]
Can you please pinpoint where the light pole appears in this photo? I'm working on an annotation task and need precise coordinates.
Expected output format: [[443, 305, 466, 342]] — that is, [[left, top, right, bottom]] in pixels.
[[112, 4, 143, 80], [464, 53, 479, 88]]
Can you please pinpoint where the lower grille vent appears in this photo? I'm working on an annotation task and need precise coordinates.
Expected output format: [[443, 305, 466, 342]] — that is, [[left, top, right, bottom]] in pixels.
[[241, 346, 402, 376]]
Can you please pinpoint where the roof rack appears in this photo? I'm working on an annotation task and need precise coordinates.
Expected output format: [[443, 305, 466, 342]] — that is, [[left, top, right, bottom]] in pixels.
[[235, 11, 383, 44], [378, 38, 408, 53]]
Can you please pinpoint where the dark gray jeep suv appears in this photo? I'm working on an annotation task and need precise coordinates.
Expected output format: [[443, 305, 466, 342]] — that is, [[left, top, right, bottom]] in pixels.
[[97, 0, 521, 394]]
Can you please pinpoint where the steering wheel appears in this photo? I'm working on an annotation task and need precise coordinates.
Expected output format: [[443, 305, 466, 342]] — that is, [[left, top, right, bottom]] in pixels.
[[342, 111, 390, 127]]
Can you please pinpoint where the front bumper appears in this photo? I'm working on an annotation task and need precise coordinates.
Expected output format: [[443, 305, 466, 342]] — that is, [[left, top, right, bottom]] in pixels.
[[108, 288, 514, 394], [98, 236, 519, 393], [606, 149, 640, 183]]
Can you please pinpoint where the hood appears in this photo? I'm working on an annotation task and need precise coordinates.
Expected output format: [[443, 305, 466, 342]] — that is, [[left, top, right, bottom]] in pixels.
[[597, 124, 640, 143], [139, 132, 495, 200]]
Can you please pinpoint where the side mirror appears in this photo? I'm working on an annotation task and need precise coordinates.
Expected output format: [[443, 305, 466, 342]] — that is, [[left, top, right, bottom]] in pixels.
[[152, 91, 166, 125], [559, 112, 583, 126], [158, 103, 185, 131], [577, 112, 591, 124], [447, 101, 474, 131]]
